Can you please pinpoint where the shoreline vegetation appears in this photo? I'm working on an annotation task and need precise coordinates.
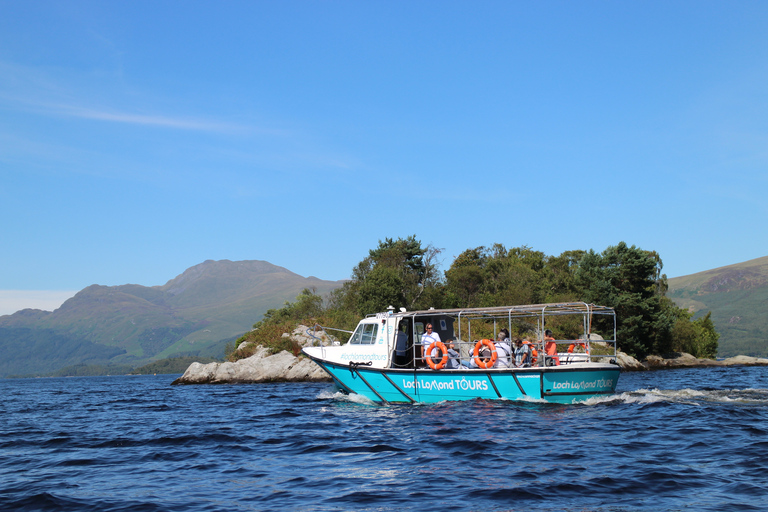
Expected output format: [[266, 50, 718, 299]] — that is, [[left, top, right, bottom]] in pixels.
[[175, 237, 752, 384], [171, 324, 768, 385], [226, 239, 722, 363]]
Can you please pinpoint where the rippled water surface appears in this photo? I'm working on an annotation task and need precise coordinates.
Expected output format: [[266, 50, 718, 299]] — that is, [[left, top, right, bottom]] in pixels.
[[2, 367, 768, 511]]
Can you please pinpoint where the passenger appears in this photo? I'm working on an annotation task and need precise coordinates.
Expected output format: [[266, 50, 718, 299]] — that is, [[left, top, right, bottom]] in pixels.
[[421, 323, 441, 364], [514, 337, 532, 367], [469, 340, 492, 369], [445, 338, 465, 369], [526, 339, 538, 365], [544, 329, 560, 366], [494, 331, 513, 368], [478, 343, 493, 366], [395, 322, 408, 366]]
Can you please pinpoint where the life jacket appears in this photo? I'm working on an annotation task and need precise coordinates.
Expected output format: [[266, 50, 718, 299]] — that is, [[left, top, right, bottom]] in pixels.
[[545, 339, 560, 366], [523, 341, 537, 366], [568, 341, 587, 353]]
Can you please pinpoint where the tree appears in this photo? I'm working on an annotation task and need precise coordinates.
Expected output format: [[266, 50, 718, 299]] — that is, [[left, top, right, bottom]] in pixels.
[[671, 308, 719, 358], [242, 239, 719, 362], [256, 287, 324, 327], [444, 247, 486, 307], [542, 250, 586, 302], [336, 236, 443, 315], [575, 242, 674, 358], [693, 311, 719, 358], [444, 245, 543, 308]]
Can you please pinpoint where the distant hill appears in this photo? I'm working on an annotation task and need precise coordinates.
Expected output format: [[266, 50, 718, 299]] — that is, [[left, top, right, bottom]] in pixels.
[[667, 256, 768, 357], [0, 260, 344, 377]]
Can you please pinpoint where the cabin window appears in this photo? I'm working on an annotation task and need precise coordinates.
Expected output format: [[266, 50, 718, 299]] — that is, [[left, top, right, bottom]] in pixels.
[[350, 323, 378, 345], [414, 322, 425, 346]]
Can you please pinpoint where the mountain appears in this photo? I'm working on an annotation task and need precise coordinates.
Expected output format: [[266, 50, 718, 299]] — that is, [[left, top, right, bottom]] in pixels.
[[0, 260, 344, 377], [667, 255, 768, 357]]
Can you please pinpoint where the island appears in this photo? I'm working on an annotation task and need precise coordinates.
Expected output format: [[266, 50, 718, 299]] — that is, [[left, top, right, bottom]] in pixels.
[[171, 324, 768, 385]]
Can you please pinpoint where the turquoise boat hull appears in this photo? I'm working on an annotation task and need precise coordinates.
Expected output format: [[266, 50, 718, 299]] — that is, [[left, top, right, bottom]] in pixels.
[[306, 355, 620, 404]]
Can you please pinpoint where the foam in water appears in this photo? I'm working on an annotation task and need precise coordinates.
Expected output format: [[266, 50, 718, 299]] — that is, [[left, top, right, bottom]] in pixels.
[[581, 387, 768, 406], [316, 389, 377, 405]]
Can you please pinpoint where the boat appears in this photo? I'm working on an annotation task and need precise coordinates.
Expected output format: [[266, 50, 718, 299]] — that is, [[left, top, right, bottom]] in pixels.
[[301, 302, 620, 404]]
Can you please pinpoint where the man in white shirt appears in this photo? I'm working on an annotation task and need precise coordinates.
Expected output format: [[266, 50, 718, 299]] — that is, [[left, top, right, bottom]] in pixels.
[[421, 323, 441, 365]]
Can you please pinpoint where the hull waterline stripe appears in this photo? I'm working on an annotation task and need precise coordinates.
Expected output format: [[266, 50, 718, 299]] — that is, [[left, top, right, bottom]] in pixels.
[[380, 372, 415, 403], [512, 373, 527, 395], [316, 360, 355, 395], [543, 389, 615, 397], [310, 357, 355, 395], [351, 367, 389, 404], [486, 373, 501, 398]]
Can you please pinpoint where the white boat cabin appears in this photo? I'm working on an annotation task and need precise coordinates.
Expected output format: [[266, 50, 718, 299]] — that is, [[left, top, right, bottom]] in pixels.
[[304, 303, 617, 370]]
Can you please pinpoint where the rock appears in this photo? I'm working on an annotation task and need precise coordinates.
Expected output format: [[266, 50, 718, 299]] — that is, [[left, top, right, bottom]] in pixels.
[[615, 351, 645, 371], [290, 324, 336, 348], [609, 350, 768, 372], [172, 325, 333, 385], [721, 355, 768, 366], [643, 352, 721, 369], [171, 348, 331, 384], [640, 352, 768, 370]]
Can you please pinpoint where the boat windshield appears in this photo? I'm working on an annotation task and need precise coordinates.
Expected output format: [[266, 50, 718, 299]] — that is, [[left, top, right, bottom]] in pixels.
[[349, 323, 378, 345]]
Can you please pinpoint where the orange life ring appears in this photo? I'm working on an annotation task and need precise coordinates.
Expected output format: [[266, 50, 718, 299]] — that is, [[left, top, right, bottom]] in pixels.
[[473, 339, 497, 369], [426, 341, 448, 370]]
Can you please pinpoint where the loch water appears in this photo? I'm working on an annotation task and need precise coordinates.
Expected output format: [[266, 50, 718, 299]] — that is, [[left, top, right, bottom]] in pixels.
[[2, 367, 768, 512]]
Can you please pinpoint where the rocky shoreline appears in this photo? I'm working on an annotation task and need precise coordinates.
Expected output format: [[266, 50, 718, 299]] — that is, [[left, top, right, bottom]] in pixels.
[[615, 351, 768, 371], [171, 325, 768, 385], [171, 325, 332, 385]]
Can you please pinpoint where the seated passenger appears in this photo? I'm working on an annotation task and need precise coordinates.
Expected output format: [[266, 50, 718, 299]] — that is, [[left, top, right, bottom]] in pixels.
[[445, 339, 466, 369], [525, 339, 538, 365], [469, 340, 491, 369], [514, 338, 532, 367], [494, 331, 513, 368]]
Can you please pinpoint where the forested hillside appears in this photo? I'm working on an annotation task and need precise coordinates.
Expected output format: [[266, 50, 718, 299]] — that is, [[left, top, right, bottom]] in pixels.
[[668, 256, 768, 357], [231, 237, 719, 362], [0, 260, 343, 377]]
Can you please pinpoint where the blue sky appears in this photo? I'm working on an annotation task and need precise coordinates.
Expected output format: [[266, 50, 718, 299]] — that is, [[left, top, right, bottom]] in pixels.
[[2, 1, 767, 315]]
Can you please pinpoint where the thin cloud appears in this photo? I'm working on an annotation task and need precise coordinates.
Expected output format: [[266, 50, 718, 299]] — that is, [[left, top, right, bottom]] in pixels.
[[0, 290, 78, 316], [54, 104, 243, 132], [0, 60, 277, 135]]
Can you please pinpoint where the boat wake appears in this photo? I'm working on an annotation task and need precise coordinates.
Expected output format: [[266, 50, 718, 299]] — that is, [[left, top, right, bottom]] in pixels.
[[316, 389, 378, 405], [583, 387, 768, 406]]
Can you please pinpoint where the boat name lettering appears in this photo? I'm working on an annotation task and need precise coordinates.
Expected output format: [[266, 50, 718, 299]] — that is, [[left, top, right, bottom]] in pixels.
[[552, 378, 614, 391], [341, 352, 388, 361], [401, 377, 488, 391]]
